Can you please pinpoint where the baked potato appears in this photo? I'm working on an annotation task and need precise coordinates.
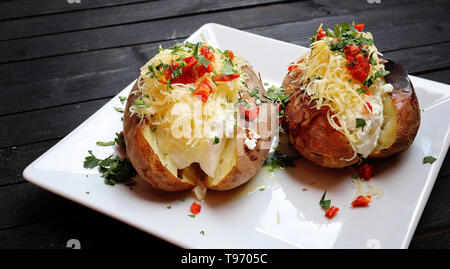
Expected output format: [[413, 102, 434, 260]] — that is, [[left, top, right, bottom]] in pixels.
[[282, 23, 420, 168], [123, 42, 276, 191]]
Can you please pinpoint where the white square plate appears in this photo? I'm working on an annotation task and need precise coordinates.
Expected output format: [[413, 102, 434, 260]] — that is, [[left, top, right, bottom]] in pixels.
[[24, 23, 450, 249]]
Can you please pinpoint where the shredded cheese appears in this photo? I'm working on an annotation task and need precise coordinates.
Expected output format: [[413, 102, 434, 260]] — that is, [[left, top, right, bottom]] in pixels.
[[296, 30, 393, 158], [132, 44, 250, 177]]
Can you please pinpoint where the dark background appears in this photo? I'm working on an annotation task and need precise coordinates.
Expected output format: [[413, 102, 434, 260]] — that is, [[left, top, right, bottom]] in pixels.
[[0, 0, 449, 249]]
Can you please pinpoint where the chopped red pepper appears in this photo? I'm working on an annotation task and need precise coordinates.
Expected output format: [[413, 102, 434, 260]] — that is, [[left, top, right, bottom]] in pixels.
[[193, 77, 212, 102], [351, 54, 370, 82], [316, 28, 326, 41], [344, 45, 361, 63], [227, 50, 234, 60], [239, 105, 260, 122], [351, 195, 372, 207], [364, 102, 373, 113], [325, 206, 339, 219], [190, 202, 201, 215], [214, 73, 240, 81], [288, 64, 298, 72], [354, 23, 365, 32], [200, 45, 215, 61], [358, 163, 373, 181], [361, 84, 371, 95]]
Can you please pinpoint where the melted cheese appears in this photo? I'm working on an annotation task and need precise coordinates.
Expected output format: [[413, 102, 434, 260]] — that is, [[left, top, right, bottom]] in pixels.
[[132, 46, 250, 177]]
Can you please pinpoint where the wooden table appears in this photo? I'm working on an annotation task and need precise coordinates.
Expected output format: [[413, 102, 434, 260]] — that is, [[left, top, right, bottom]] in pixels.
[[1, 0, 449, 249]]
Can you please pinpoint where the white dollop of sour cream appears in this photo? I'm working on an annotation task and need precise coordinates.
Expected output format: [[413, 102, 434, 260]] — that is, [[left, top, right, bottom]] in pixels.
[[341, 78, 393, 158]]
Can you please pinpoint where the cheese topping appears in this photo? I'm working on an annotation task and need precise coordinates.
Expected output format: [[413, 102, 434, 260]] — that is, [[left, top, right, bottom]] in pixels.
[[295, 23, 393, 158], [132, 43, 251, 177]]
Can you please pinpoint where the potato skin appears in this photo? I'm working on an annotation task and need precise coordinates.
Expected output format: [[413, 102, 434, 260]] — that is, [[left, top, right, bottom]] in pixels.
[[205, 66, 274, 190], [282, 60, 420, 168], [368, 60, 420, 159], [124, 66, 274, 191], [124, 83, 196, 191], [282, 70, 359, 168]]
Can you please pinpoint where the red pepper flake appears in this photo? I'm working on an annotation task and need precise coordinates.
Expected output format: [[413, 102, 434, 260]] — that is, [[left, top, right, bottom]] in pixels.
[[358, 163, 373, 181], [213, 73, 240, 81], [190, 202, 201, 215], [200, 46, 215, 61], [239, 105, 260, 122], [288, 64, 298, 72], [354, 23, 365, 32], [351, 195, 372, 207], [325, 206, 339, 219], [361, 84, 371, 95], [193, 77, 212, 102], [227, 50, 234, 60], [351, 54, 370, 82], [316, 28, 326, 41], [364, 102, 373, 113]]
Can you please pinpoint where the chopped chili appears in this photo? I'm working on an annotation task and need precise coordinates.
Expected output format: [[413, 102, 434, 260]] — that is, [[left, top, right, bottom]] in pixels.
[[354, 23, 365, 32], [351, 195, 372, 207], [214, 73, 240, 81], [239, 105, 260, 122], [190, 202, 202, 215], [325, 206, 339, 219], [358, 163, 373, 181]]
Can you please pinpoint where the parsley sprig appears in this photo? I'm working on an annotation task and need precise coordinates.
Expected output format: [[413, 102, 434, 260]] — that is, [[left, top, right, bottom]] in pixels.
[[83, 150, 136, 186], [319, 191, 331, 210], [263, 150, 298, 172]]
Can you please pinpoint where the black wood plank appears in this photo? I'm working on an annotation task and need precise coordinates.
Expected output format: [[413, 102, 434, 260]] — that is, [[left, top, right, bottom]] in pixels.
[[247, 0, 450, 49], [0, 1, 332, 64], [2, 10, 450, 117], [1, 41, 449, 149], [0, 0, 155, 21], [383, 42, 450, 74], [0, 140, 58, 186], [0, 192, 172, 249], [410, 228, 450, 249], [414, 175, 450, 233], [0, 183, 80, 230], [0, 99, 109, 148], [0, 0, 291, 41], [417, 69, 450, 86]]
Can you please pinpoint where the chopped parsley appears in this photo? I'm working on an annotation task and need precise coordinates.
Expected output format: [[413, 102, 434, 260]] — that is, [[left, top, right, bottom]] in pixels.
[[167, 206, 172, 209], [248, 86, 260, 97], [319, 191, 331, 210], [147, 65, 158, 78], [264, 85, 292, 118], [114, 106, 124, 113], [83, 150, 136, 186], [319, 22, 374, 53], [197, 54, 210, 68], [263, 150, 298, 172], [200, 231, 205, 236], [235, 100, 251, 109], [221, 57, 238, 75], [363, 69, 391, 88], [356, 87, 368, 95], [134, 99, 148, 108], [423, 156, 437, 164], [119, 96, 127, 104], [115, 132, 126, 148], [213, 136, 220, 145], [356, 118, 366, 131], [96, 140, 115, 146], [188, 214, 196, 218]]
